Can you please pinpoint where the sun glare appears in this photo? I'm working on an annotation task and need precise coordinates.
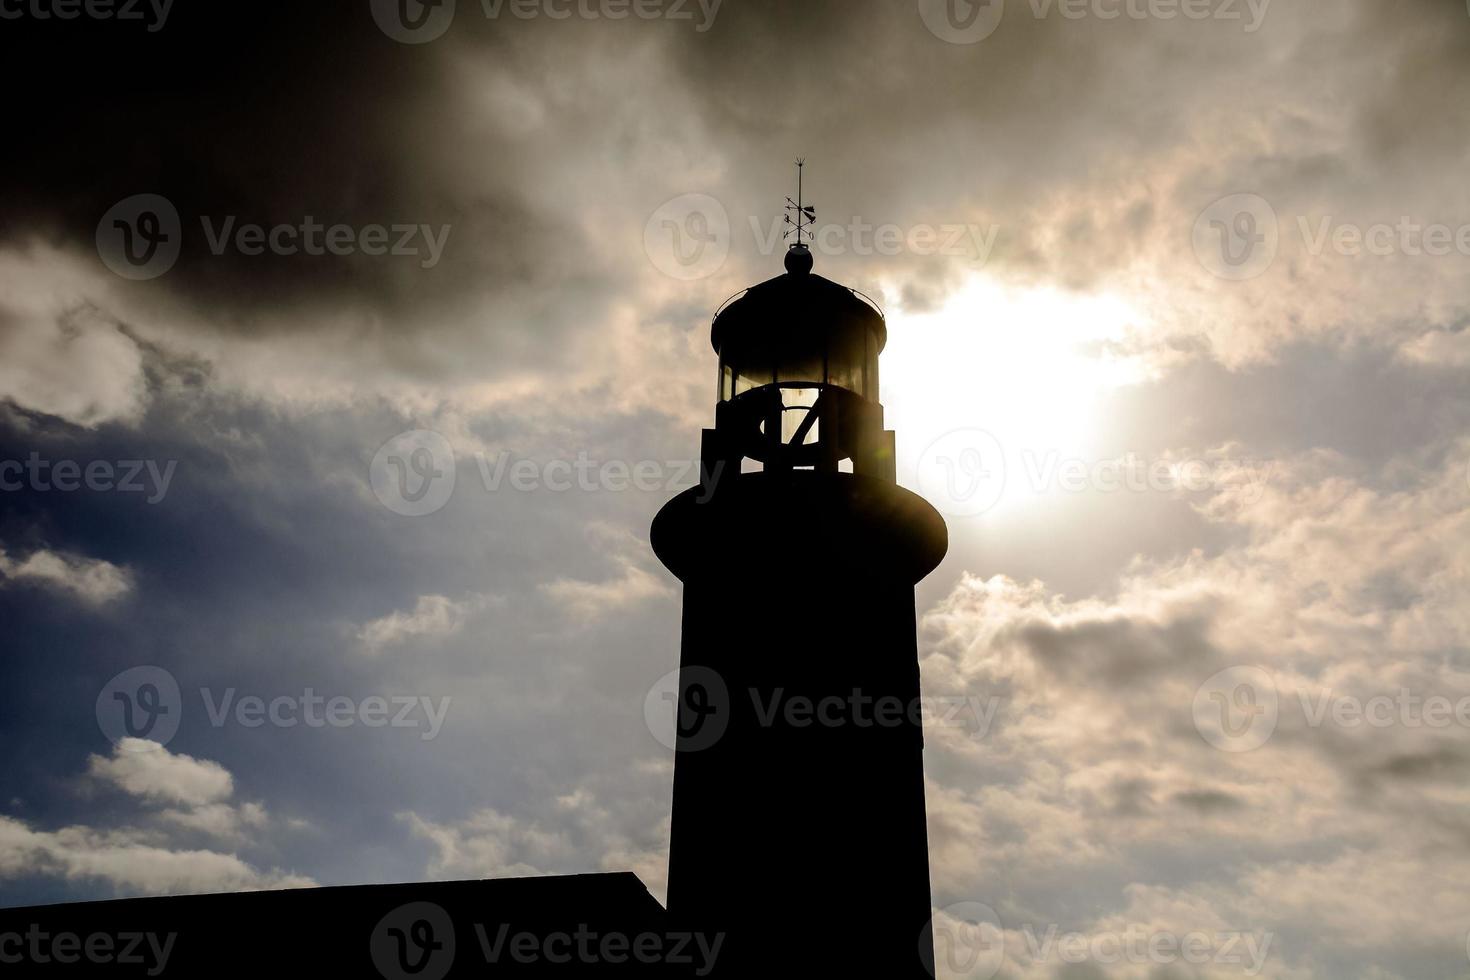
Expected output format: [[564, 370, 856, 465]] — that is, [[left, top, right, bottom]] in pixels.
[[882, 276, 1148, 517]]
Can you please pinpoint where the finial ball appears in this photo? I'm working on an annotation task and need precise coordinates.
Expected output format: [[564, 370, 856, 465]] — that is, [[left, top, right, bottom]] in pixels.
[[784, 244, 814, 275]]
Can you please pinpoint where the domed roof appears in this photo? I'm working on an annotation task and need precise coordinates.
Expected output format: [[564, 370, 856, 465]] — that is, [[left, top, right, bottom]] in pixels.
[[710, 248, 886, 354]]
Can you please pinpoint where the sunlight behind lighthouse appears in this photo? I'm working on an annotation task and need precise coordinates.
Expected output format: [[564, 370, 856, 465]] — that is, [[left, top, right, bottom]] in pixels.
[[883, 276, 1148, 518]]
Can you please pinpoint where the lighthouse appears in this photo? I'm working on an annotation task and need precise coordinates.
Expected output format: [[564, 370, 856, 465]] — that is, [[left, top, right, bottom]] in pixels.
[[651, 166, 949, 975]]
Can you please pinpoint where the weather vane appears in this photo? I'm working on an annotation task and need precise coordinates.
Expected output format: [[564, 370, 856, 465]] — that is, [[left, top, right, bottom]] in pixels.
[[784, 158, 816, 246]]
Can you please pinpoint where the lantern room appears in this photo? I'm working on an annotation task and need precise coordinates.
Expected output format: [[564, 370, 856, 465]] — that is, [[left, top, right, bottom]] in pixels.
[[701, 244, 897, 483]]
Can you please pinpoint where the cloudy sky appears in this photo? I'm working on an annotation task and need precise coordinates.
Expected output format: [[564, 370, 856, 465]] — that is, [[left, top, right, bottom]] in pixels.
[[3, 0, 1470, 975]]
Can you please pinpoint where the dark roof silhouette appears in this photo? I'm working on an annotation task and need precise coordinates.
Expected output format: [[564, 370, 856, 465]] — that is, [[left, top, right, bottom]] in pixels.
[[0, 873, 705, 976]]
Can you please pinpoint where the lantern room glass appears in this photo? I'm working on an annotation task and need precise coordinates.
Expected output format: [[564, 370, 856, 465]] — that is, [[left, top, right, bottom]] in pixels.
[[717, 327, 880, 402]]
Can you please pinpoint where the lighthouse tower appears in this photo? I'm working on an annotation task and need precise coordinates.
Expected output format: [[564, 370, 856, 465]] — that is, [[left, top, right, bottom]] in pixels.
[[651, 169, 949, 975]]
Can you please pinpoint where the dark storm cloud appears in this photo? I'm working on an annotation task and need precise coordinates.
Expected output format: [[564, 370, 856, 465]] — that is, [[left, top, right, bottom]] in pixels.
[[1, 0, 604, 364], [1013, 612, 1217, 688]]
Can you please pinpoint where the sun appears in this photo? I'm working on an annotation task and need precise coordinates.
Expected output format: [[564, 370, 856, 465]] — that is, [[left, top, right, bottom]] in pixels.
[[881, 275, 1149, 517]]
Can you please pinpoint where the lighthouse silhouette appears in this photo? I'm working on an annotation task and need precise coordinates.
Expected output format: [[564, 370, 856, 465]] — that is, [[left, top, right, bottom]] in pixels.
[[652, 176, 949, 975], [0, 176, 949, 978]]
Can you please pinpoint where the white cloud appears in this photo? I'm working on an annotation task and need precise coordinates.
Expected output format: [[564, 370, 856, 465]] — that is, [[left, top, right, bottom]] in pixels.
[[0, 246, 148, 428], [0, 546, 133, 605], [401, 808, 567, 881], [356, 593, 489, 655], [0, 742, 312, 898], [403, 766, 672, 902], [916, 448, 1470, 976], [88, 739, 234, 808], [538, 523, 672, 621], [0, 817, 313, 897]]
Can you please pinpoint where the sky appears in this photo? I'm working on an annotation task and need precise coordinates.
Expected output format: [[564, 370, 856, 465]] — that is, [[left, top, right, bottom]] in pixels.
[[2, 0, 1470, 976]]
